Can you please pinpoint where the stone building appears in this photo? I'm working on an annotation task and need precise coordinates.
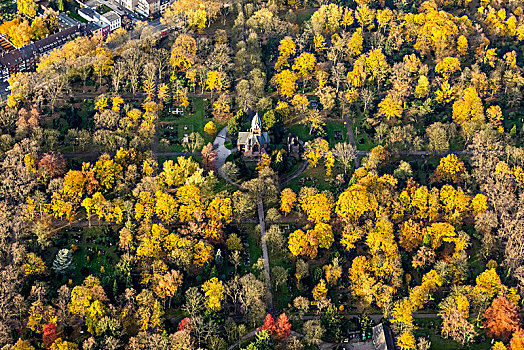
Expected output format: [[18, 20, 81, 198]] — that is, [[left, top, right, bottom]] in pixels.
[[237, 113, 270, 159]]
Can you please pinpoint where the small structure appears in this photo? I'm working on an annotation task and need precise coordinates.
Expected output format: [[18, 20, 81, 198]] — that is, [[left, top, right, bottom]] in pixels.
[[372, 324, 394, 350], [286, 133, 300, 157], [237, 113, 270, 159], [342, 324, 394, 350]]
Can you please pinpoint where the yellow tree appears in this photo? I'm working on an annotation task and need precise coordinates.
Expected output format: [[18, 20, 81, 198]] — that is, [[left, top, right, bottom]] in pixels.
[[204, 120, 217, 136], [155, 190, 178, 223], [292, 53, 316, 86], [435, 57, 461, 79], [170, 34, 197, 72], [378, 97, 403, 121], [457, 35, 468, 55], [280, 188, 297, 215], [206, 70, 224, 97], [314, 222, 334, 249], [301, 193, 333, 223], [288, 229, 318, 259], [143, 80, 156, 101], [436, 154, 466, 183], [177, 184, 204, 222], [486, 105, 504, 132], [276, 36, 296, 71], [274, 70, 298, 99], [312, 279, 328, 301], [193, 240, 214, 266], [397, 332, 416, 350], [202, 277, 224, 311], [398, 220, 423, 252]]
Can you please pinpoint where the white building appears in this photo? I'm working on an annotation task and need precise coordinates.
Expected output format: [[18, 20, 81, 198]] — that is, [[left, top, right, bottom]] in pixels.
[[78, 7, 121, 33], [115, 0, 137, 11], [100, 11, 121, 31], [135, 0, 172, 17]]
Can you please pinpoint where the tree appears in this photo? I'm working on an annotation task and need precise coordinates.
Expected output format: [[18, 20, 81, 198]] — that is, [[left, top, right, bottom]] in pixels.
[[333, 142, 356, 175], [280, 188, 296, 215], [43, 323, 58, 349], [398, 332, 416, 350], [378, 97, 403, 121], [483, 297, 520, 341], [17, 0, 38, 17], [202, 277, 224, 312], [273, 70, 297, 99], [509, 329, 524, 350], [183, 132, 204, 153], [52, 249, 73, 274], [303, 320, 324, 345], [170, 34, 197, 71], [272, 266, 288, 292], [204, 121, 217, 136], [435, 57, 461, 79], [50, 338, 79, 350], [288, 229, 318, 259], [312, 279, 328, 301], [435, 154, 465, 183], [201, 142, 218, 170]]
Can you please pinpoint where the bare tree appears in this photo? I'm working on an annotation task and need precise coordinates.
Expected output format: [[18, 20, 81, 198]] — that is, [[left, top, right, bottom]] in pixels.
[[112, 61, 126, 93], [333, 142, 356, 175]]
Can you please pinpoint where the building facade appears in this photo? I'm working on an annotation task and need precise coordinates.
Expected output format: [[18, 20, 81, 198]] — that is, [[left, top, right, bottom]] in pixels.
[[237, 113, 270, 159], [0, 24, 92, 82], [78, 8, 121, 33]]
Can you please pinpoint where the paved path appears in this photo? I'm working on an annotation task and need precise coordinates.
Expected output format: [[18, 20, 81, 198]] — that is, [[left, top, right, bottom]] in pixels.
[[213, 126, 240, 186], [343, 115, 360, 168], [257, 200, 274, 315], [279, 160, 308, 187]]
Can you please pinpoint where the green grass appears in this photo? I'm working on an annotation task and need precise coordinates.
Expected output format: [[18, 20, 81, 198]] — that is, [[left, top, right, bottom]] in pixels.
[[97, 4, 112, 14], [246, 225, 262, 266], [69, 11, 88, 23], [326, 120, 348, 146], [224, 140, 233, 150], [415, 318, 491, 350], [287, 124, 315, 143], [269, 249, 294, 311], [286, 164, 343, 193], [353, 125, 374, 151]]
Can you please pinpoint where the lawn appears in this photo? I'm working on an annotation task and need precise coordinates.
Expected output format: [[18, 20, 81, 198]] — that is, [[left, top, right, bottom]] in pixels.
[[97, 4, 112, 14], [286, 164, 345, 193], [287, 120, 349, 147], [245, 224, 262, 267], [269, 248, 294, 311], [326, 120, 348, 145], [48, 226, 119, 290], [158, 98, 218, 152], [415, 318, 491, 350], [353, 123, 375, 151]]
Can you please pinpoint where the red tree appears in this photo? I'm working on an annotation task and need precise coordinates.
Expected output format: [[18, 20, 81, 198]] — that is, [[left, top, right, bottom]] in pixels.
[[258, 313, 291, 340], [274, 313, 292, 339], [177, 317, 193, 332], [42, 323, 58, 349], [483, 296, 521, 341], [259, 314, 276, 333], [38, 153, 66, 178]]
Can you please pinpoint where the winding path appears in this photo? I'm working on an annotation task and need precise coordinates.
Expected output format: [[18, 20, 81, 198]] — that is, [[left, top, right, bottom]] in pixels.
[[213, 126, 240, 186]]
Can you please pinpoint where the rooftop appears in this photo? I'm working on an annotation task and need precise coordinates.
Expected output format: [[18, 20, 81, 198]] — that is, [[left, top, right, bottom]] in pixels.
[[0, 25, 89, 68], [102, 11, 120, 21]]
